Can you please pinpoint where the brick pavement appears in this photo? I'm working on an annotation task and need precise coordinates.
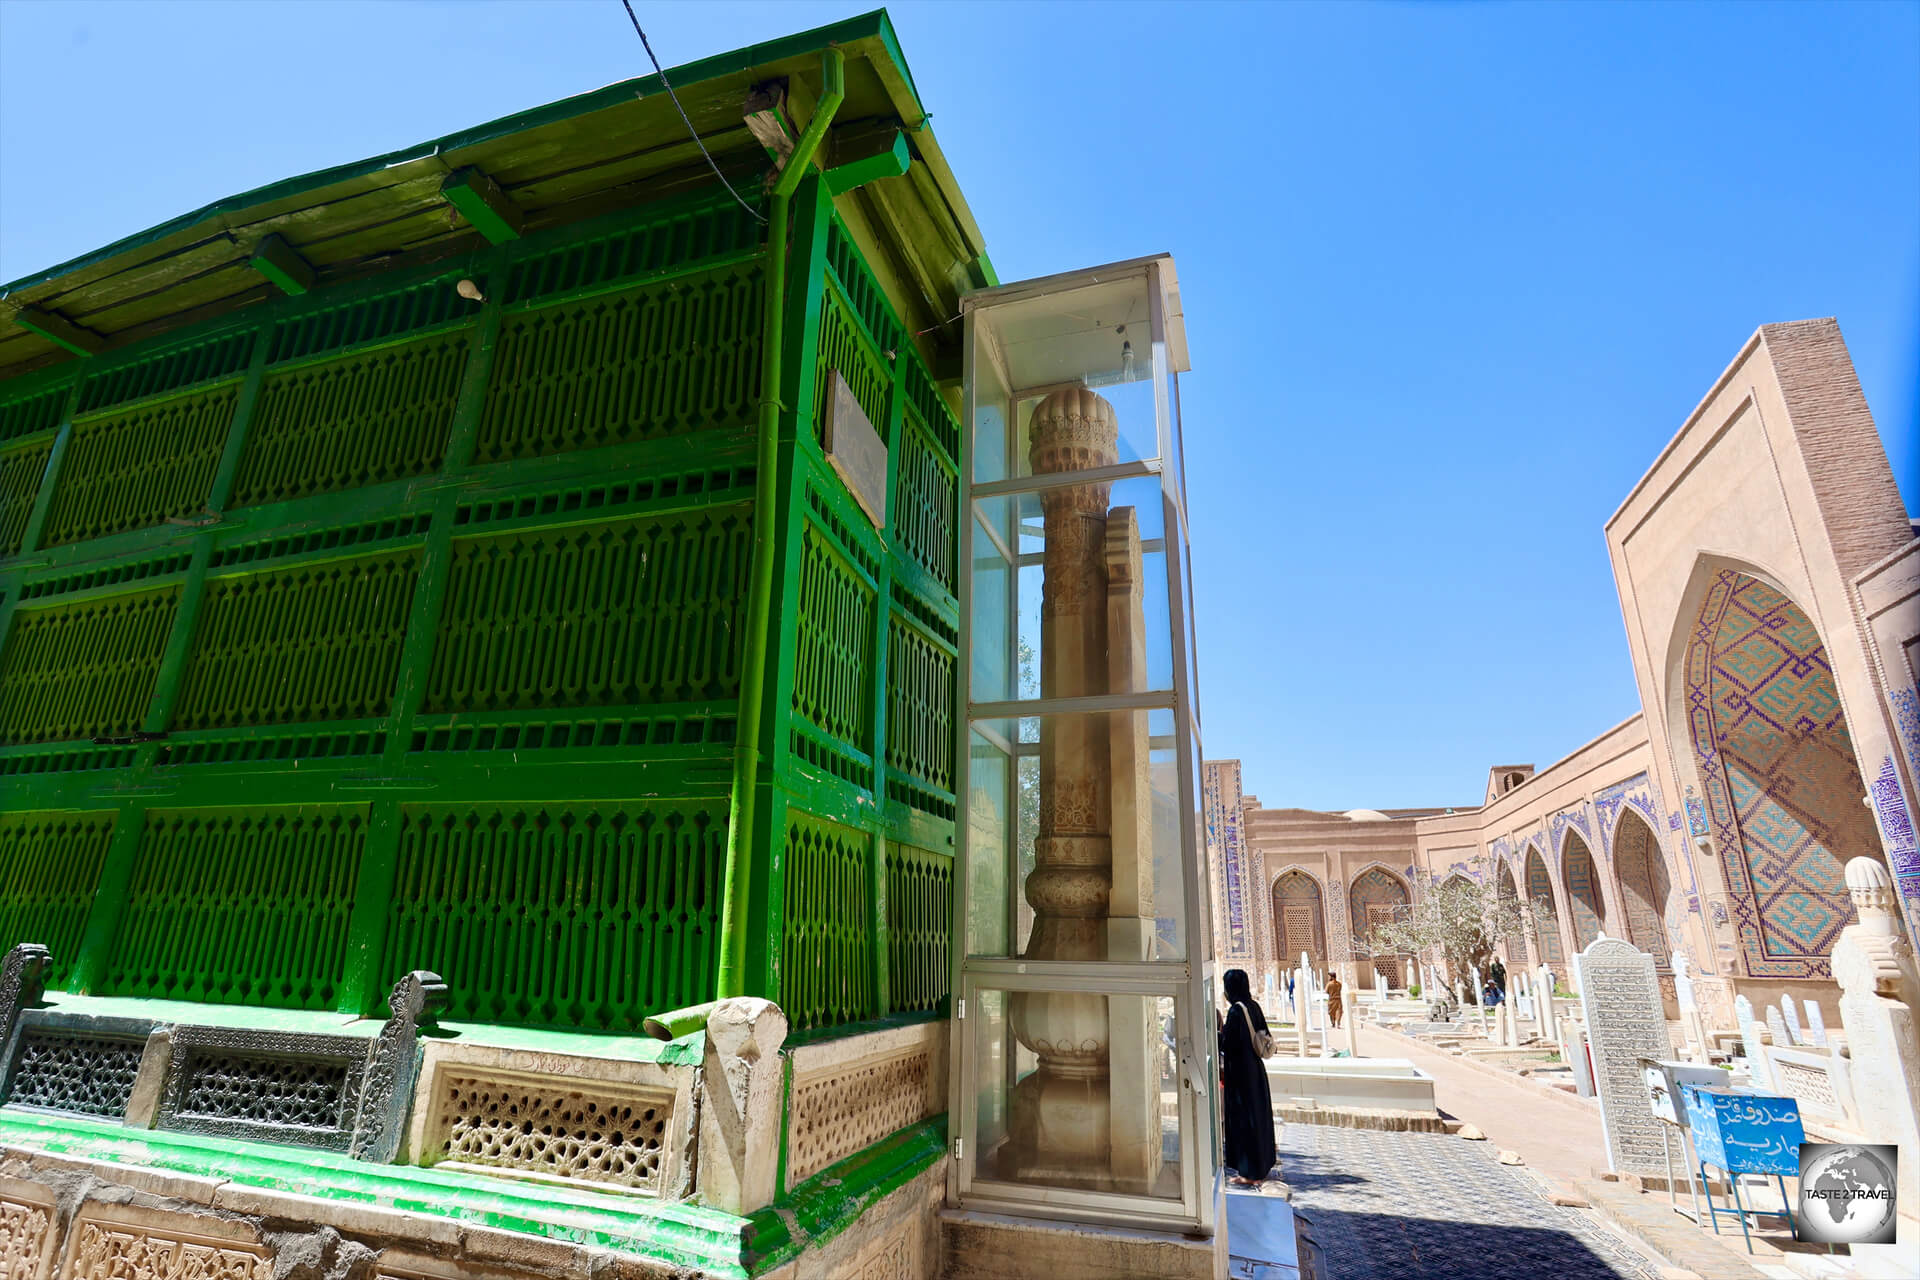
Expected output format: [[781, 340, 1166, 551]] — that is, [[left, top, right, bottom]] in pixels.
[[1278, 1123, 1665, 1280]]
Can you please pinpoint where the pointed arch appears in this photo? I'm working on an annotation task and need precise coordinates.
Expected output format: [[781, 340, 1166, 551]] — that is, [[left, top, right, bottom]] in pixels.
[[1494, 859, 1529, 965], [1613, 807, 1673, 962], [1271, 869, 1327, 971], [1524, 846, 1565, 965], [1349, 866, 1412, 987], [1560, 828, 1606, 950], [1677, 564, 1885, 977]]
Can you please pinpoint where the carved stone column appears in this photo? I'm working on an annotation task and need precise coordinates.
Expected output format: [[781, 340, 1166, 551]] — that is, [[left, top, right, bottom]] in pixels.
[[1007, 387, 1117, 1186]]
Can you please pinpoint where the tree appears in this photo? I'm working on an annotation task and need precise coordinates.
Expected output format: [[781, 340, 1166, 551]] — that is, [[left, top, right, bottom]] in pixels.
[[1359, 863, 1549, 992]]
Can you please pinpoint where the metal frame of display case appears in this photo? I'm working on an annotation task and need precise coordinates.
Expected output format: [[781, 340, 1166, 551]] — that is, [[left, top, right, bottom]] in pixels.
[[946, 256, 1217, 1233]]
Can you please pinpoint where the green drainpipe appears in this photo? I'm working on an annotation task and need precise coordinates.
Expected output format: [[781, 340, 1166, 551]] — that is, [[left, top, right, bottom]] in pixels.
[[718, 47, 845, 1000]]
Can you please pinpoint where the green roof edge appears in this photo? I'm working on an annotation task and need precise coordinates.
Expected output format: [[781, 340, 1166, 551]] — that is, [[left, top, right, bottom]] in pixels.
[[1, 9, 913, 299]]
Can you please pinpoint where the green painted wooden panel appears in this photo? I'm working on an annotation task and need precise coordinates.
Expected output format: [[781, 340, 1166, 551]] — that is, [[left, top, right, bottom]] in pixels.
[[885, 841, 952, 1016], [474, 263, 762, 464], [267, 277, 466, 366], [891, 413, 956, 592], [231, 331, 468, 507], [41, 386, 236, 546], [173, 551, 420, 730], [0, 811, 115, 988], [782, 810, 874, 1031], [105, 806, 365, 1009], [75, 331, 252, 417], [380, 801, 725, 1032], [0, 586, 180, 745], [0, 380, 69, 449], [0, 441, 52, 557], [426, 508, 751, 715], [812, 287, 889, 448], [886, 618, 954, 796], [792, 523, 874, 748], [501, 196, 761, 305]]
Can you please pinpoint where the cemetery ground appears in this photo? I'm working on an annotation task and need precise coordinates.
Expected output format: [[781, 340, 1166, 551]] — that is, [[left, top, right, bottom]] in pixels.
[[1274, 1022, 1835, 1280]]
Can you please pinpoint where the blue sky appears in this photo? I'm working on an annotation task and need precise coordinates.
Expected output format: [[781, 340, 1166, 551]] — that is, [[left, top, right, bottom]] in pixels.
[[3, 0, 1914, 809]]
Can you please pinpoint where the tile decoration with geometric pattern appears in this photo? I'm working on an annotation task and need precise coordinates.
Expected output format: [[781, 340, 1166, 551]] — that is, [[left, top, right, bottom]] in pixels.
[[1685, 570, 1883, 978]]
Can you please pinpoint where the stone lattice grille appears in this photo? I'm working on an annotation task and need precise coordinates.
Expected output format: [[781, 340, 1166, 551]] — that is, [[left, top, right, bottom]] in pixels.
[[430, 1072, 670, 1192], [787, 1049, 933, 1185], [0, 1197, 51, 1280], [67, 1221, 272, 1280], [177, 1053, 352, 1129], [1774, 1060, 1839, 1114], [8, 1029, 145, 1117]]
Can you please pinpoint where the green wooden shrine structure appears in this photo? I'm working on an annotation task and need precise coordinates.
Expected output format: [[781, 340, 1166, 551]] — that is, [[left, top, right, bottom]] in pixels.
[[0, 11, 981, 1046]]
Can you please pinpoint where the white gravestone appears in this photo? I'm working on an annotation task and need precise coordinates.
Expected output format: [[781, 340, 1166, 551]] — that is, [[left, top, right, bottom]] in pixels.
[[1672, 953, 1710, 1063], [1768, 1006, 1793, 1053], [1376, 971, 1386, 1000], [1575, 937, 1673, 1174], [1802, 1000, 1829, 1048], [1740, 1021, 1777, 1092], [1780, 994, 1803, 1044], [1734, 994, 1754, 1028]]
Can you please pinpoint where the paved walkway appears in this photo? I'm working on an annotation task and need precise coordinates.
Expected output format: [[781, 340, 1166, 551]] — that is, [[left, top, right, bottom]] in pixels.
[[1356, 1023, 1606, 1194], [1278, 1123, 1665, 1280]]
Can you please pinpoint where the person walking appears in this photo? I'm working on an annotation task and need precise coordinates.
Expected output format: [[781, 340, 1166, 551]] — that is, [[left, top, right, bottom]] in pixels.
[[1219, 968, 1276, 1187], [1324, 972, 1345, 1029]]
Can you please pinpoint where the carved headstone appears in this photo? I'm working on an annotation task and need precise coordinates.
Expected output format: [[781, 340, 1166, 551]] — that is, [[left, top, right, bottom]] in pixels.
[[0, 944, 50, 1057], [1769, 1006, 1793, 1049], [1741, 1016, 1777, 1092], [350, 969, 448, 1162], [1575, 937, 1671, 1174], [1780, 994, 1803, 1044], [1802, 1000, 1829, 1048]]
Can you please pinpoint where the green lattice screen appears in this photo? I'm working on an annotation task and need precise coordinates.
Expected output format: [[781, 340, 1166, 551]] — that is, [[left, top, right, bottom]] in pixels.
[[886, 619, 955, 796], [380, 801, 726, 1031], [426, 509, 751, 714], [0, 811, 115, 988], [891, 414, 957, 593], [782, 811, 875, 1031], [792, 524, 875, 747], [0, 586, 180, 745], [41, 386, 236, 546], [0, 442, 51, 557], [474, 263, 763, 464], [75, 331, 253, 417], [501, 196, 761, 305], [172, 551, 421, 730], [267, 276, 466, 366], [813, 288, 890, 449], [231, 330, 469, 507], [105, 806, 365, 1009], [0, 380, 69, 449], [885, 841, 952, 1015]]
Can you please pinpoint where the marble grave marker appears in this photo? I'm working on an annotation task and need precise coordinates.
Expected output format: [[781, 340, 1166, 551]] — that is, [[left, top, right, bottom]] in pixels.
[[1575, 937, 1670, 1174]]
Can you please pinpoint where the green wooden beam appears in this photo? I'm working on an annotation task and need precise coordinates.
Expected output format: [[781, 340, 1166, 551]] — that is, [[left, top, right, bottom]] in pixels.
[[12, 306, 104, 356], [247, 234, 316, 296], [825, 129, 911, 197], [440, 166, 523, 244]]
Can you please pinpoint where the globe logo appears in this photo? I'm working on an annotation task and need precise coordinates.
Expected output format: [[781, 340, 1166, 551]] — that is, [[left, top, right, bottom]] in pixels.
[[1798, 1144, 1897, 1245]]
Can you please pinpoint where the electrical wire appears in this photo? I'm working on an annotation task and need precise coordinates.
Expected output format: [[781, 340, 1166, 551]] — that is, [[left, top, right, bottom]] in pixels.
[[618, 0, 767, 224]]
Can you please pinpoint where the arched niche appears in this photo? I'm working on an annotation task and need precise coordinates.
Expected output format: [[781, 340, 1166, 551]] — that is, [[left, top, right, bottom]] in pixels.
[[1561, 830, 1607, 950], [1525, 847, 1565, 966], [1495, 860, 1528, 965], [1349, 866, 1411, 987], [1271, 870, 1327, 971], [1682, 568, 1886, 975], [1612, 807, 1673, 962]]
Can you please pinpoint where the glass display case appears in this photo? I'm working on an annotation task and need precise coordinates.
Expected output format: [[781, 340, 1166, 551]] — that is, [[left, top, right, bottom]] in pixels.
[[950, 256, 1215, 1230]]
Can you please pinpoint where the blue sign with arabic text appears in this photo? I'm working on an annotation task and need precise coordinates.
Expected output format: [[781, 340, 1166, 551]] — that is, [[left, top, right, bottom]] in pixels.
[[1681, 1085, 1805, 1177]]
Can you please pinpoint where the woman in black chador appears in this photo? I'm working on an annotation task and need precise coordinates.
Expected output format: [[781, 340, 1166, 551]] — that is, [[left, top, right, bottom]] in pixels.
[[1217, 967, 1276, 1186]]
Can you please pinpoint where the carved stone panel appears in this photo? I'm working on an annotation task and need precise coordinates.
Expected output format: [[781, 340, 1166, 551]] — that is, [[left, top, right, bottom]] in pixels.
[[0, 1191, 54, 1280], [61, 1207, 271, 1280], [426, 1069, 672, 1194], [787, 1043, 938, 1187], [1574, 938, 1672, 1174]]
